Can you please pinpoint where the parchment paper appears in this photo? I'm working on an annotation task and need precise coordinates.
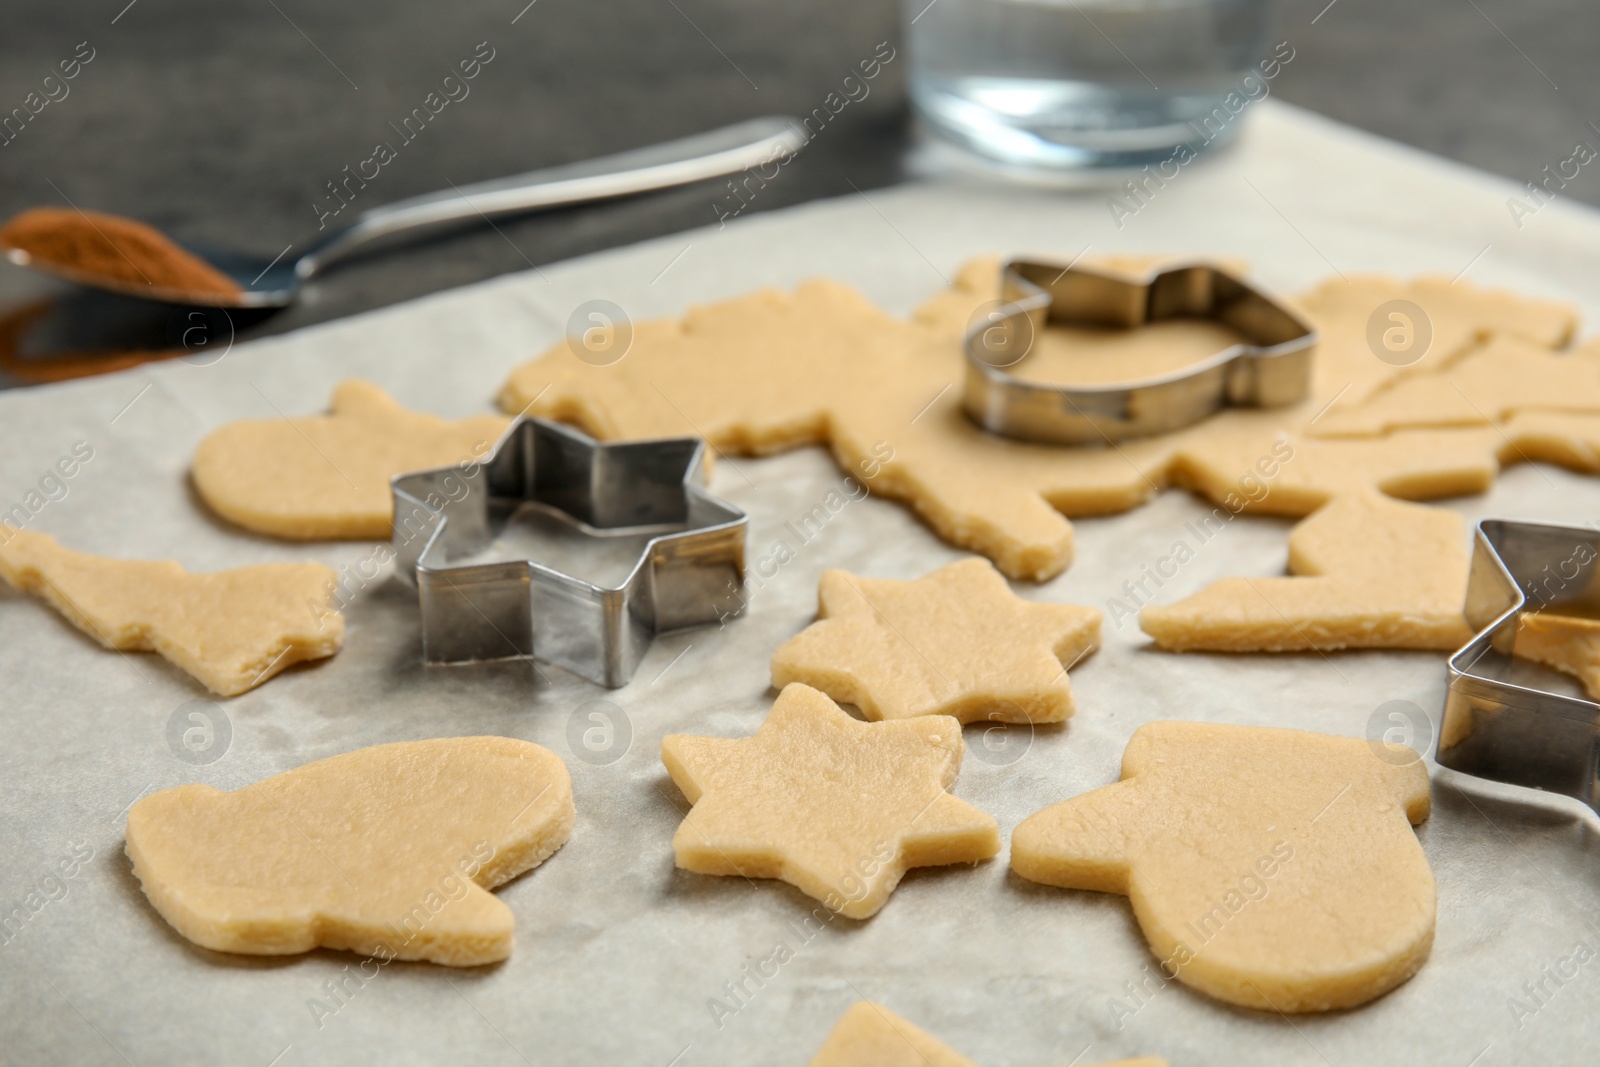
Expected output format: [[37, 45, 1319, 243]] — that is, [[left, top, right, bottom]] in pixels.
[[3, 101, 1599, 1066]]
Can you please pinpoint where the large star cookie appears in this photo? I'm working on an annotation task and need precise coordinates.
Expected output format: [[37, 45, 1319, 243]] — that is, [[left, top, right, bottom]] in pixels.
[[192, 380, 507, 539], [0, 529, 341, 695], [771, 558, 1100, 723], [126, 737, 574, 966], [660, 683, 998, 918], [1011, 721, 1434, 1012], [809, 1001, 1166, 1067]]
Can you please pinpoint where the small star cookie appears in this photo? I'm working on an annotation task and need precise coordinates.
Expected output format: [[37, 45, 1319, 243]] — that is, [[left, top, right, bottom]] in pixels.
[[192, 380, 507, 540], [808, 1001, 1166, 1067], [771, 558, 1100, 724], [0, 529, 341, 695], [660, 683, 999, 918], [126, 737, 575, 966], [1012, 721, 1435, 1012]]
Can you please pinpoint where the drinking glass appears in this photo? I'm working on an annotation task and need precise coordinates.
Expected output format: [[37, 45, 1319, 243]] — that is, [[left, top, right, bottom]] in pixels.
[[904, 0, 1280, 173]]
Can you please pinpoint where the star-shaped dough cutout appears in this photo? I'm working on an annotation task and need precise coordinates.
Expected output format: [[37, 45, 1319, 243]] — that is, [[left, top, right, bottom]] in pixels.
[[771, 558, 1100, 724], [126, 737, 574, 966], [0, 529, 341, 695], [192, 380, 507, 540], [660, 683, 999, 918], [809, 1001, 1166, 1067], [1012, 721, 1435, 1013]]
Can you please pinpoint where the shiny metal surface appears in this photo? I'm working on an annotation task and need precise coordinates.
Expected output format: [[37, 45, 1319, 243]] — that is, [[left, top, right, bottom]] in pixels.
[[962, 259, 1317, 444], [10, 117, 808, 310], [390, 417, 747, 688], [1439, 518, 1600, 814]]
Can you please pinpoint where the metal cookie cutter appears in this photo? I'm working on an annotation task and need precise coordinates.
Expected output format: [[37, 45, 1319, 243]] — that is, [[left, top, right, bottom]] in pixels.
[[390, 417, 747, 688], [963, 259, 1318, 444], [1437, 519, 1600, 814]]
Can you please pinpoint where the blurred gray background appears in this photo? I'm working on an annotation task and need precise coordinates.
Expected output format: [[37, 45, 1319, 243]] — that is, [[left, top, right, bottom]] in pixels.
[[0, 0, 1592, 359]]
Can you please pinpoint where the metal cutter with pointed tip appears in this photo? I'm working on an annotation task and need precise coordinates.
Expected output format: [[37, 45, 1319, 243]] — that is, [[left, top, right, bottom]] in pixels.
[[1438, 518, 1600, 814], [390, 417, 747, 688]]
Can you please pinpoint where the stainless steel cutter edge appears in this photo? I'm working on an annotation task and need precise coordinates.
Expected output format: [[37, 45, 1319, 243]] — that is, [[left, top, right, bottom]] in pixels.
[[962, 258, 1318, 444], [1438, 517, 1600, 814], [389, 416, 747, 688]]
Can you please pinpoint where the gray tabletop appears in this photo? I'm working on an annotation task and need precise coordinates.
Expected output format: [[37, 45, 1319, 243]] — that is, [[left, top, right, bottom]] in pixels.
[[0, 0, 1595, 379]]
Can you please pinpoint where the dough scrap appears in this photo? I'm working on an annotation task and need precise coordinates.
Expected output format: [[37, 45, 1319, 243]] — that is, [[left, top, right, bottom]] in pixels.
[[497, 259, 1587, 595], [771, 558, 1100, 724], [0, 528, 341, 695], [808, 1001, 1165, 1067], [1293, 273, 1578, 425], [1139, 491, 1473, 652], [660, 683, 999, 919], [1011, 721, 1435, 1012], [192, 380, 508, 540], [1310, 334, 1600, 438], [125, 737, 574, 966], [1514, 611, 1600, 699], [1500, 408, 1600, 467]]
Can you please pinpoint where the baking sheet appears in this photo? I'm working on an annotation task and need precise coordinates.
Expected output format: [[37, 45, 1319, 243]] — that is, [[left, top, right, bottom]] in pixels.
[[3, 100, 1600, 1066]]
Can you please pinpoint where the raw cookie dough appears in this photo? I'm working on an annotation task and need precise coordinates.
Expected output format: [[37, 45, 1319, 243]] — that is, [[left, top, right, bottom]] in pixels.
[[1294, 273, 1578, 427], [498, 258, 1586, 588], [660, 683, 999, 919], [771, 558, 1100, 724], [1139, 491, 1474, 652], [808, 1001, 1165, 1067], [192, 379, 508, 540], [1500, 409, 1600, 472], [1514, 611, 1600, 699], [0, 529, 341, 695], [1309, 333, 1600, 438], [1012, 721, 1435, 1012], [125, 737, 574, 966]]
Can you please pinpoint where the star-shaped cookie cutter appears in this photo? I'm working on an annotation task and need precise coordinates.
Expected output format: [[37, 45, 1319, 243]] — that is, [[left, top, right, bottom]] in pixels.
[[390, 417, 747, 687], [1437, 518, 1600, 814], [963, 259, 1318, 444]]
